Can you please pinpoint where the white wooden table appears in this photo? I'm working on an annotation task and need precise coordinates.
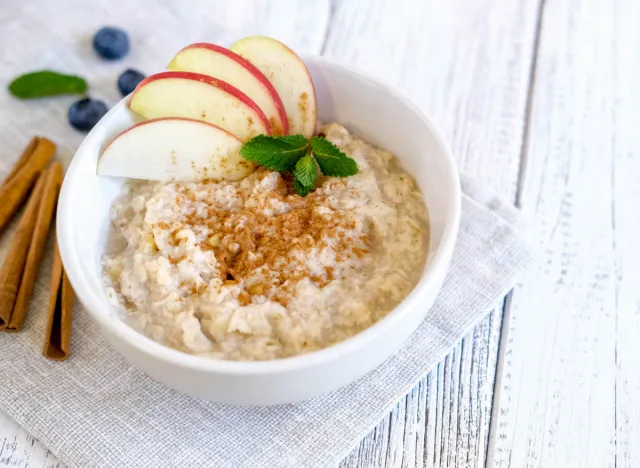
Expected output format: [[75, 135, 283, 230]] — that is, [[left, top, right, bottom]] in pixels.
[[1, 0, 638, 466]]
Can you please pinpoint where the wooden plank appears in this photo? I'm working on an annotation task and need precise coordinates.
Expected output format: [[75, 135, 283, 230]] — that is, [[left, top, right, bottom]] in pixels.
[[322, 0, 540, 197], [0, 414, 64, 468], [400, 379, 428, 467], [340, 310, 504, 468], [430, 308, 504, 468], [486, 0, 639, 466], [610, 4, 640, 468], [323, 0, 541, 466]]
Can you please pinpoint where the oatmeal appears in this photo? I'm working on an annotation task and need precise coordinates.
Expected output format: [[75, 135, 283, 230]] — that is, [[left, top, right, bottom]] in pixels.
[[103, 123, 429, 360]]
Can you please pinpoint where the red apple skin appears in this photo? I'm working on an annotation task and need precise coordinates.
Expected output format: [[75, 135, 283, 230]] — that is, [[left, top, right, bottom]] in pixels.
[[174, 42, 289, 135], [268, 39, 318, 122], [230, 36, 317, 138], [99, 116, 254, 181], [129, 71, 272, 136], [103, 116, 241, 152], [276, 40, 317, 137]]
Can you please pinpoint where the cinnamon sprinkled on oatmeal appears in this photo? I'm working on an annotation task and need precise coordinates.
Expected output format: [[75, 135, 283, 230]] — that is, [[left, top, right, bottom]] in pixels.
[[159, 168, 367, 306], [103, 122, 429, 361]]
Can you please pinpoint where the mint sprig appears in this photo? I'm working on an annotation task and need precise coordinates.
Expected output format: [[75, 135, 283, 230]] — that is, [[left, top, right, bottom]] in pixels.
[[9, 70, 88, 99], [240, 134, 358, 196]]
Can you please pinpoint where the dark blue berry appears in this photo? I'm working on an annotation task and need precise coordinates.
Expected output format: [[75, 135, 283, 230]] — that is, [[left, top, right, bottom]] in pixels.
[[93, 27, 129, 60], [68, 98, 108, 131], [117, 69, 145, 96]]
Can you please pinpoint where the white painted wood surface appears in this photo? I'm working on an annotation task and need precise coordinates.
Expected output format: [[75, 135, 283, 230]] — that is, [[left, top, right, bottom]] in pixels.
[[0, 416, 63, 468], [487, 0, 640, 466], [3, 0, 639, 467]]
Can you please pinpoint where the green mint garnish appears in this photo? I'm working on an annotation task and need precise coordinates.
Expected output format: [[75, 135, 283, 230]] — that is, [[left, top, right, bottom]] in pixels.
[[310, 136, 359, 178], [8, 70, 88, 99], [240, 134, 358, 196], [293, 153, 317, 189], [293, 178, 313, 197], [240, 134, 308, 172]]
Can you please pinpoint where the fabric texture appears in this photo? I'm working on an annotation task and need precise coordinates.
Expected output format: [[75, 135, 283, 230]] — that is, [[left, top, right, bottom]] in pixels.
[[0, 2, 532, 467]]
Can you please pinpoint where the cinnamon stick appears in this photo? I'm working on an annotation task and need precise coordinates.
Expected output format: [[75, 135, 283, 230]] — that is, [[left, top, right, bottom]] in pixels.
[[0, 137, 55, 234], [43, 240, 74, 361], [0, 173, 46, 329], [2, 137, 40, 187], [6, 162, 63, 332]]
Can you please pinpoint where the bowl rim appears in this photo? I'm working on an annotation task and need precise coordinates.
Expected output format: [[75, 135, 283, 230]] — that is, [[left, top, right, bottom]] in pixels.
[[57, 53, 461, 375]]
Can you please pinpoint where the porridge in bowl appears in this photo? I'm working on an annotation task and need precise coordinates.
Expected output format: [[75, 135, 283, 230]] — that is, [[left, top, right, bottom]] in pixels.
[[97, 36, 430, 361], [103, 123, 429, 360]]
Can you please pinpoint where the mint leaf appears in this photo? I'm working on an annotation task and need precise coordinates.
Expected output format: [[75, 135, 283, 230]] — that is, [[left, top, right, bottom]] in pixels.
[[9, 70, 88, 99], [294, 153, 317, 189], [240, 134, 309, 172], [294, 178, 312, 197], [310, 136, 358, 177]]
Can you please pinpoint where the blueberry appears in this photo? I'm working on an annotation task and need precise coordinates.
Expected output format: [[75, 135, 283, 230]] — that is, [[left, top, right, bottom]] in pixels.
[[117, 69, 145, 96], [68, 98, 108, 131], [93, 27, 129, 60]]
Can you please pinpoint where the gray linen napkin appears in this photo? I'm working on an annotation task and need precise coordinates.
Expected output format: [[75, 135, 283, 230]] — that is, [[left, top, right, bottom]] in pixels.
[[0, 176, 532, 468]]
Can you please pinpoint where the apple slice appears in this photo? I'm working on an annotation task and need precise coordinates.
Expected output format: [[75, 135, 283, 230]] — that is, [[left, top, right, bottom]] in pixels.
[[97, 117, 254, 182], [229, 36, 317, 139], [168, 43, 288, 136], [129, 71, 271, 142]]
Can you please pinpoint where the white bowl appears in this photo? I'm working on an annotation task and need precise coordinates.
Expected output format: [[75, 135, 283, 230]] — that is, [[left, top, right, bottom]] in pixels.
[[57, 55, 461, 406]]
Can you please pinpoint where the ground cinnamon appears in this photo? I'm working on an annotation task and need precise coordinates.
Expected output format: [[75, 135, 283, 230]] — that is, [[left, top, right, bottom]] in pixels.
[[165, 170, 365, 306], [7, 162, 64, 332], [43, 239, 74, 361], [0, 173, 46, 329], [0, 137, 55, 234]]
